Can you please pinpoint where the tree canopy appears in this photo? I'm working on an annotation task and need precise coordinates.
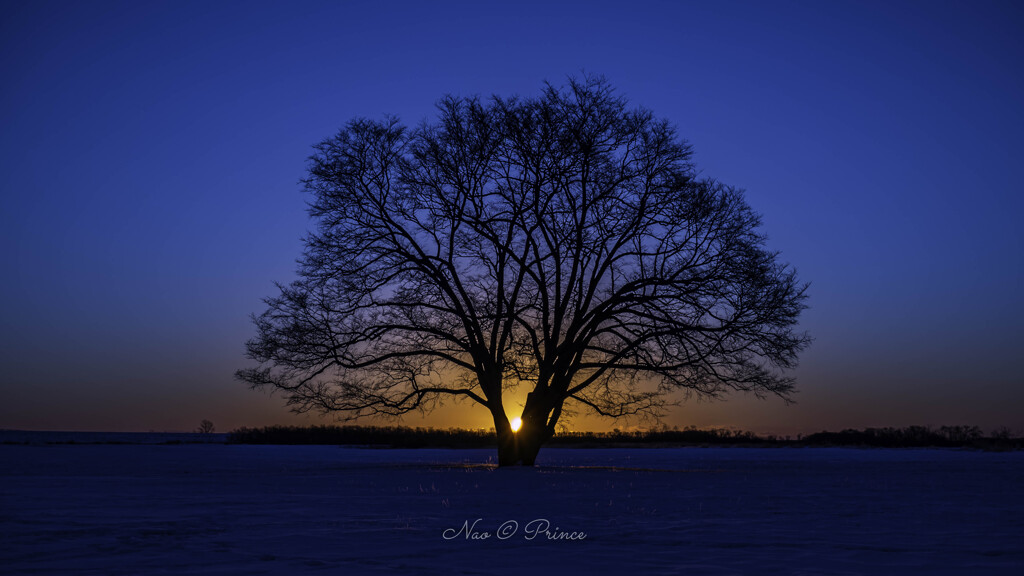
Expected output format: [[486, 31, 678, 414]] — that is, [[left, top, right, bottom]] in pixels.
[[238, 76, 810, 465]]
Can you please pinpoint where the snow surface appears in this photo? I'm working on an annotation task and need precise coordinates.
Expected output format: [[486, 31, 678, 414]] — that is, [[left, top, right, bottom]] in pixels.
[[2, 444, 1022, 575]]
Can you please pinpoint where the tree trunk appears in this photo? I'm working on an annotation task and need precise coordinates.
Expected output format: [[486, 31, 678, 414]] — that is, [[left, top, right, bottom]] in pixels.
[[494, 419, 545, 466], [516, 423, 544, 466], [492, 408, 521, 466], [495, 424, 519, 466], [492, 391, 554, 466]]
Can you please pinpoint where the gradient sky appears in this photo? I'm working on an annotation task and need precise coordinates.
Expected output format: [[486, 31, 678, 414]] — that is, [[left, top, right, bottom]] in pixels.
[[2, 0, 1022, 435]]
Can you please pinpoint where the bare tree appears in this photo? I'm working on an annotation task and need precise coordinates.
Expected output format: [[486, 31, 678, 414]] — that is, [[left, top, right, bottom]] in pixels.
[[196, 419, 215, 434], [238, 76, 810, 465]]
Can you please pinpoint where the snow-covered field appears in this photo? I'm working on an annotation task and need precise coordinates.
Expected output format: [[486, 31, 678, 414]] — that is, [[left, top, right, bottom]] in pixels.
[[2, 443, 1022, 575]]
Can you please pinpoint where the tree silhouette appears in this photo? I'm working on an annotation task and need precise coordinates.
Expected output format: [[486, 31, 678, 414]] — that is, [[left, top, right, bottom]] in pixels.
[[238, 76, 810, 465]]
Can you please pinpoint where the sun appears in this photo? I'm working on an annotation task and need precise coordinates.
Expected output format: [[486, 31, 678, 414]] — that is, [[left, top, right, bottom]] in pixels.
[[510, 417, 522, 432]]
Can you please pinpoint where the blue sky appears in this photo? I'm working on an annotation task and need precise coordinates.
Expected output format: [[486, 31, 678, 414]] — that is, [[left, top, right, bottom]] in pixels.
[[2, 0, 1022, 433]]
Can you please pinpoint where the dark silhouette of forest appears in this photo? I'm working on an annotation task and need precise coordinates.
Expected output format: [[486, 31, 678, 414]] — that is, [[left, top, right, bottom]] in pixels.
[[2, 426, 1017, 450], [226, 424, 1022, 450]]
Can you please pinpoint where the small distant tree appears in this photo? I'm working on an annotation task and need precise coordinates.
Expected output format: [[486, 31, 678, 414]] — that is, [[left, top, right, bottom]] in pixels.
[[196, 419, 215, 434], [991, 426, 1013, 440], [238, 76, 810, 466]]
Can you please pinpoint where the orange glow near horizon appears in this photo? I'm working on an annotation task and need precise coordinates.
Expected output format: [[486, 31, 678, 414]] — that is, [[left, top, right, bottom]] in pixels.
[[510, 417, 522, 432]]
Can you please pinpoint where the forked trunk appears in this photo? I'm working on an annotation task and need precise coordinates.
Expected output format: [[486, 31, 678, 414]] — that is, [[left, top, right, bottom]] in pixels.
[[492, 392, 554, 466], [494, 420, 546, 466]]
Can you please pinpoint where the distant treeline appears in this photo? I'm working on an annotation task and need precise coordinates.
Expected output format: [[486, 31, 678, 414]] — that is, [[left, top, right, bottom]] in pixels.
[[802, 425, 1020, 449], [227, 424, 1022, 450]]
